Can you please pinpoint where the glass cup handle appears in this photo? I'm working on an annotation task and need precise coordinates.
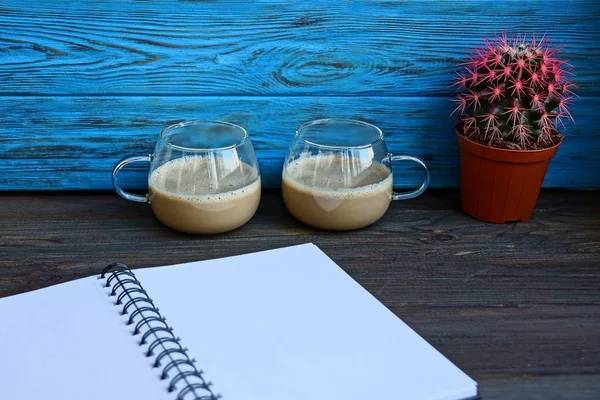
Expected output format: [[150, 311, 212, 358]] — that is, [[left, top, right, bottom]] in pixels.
[[388, 154, 430, 201], [112, 155, 152, 203]]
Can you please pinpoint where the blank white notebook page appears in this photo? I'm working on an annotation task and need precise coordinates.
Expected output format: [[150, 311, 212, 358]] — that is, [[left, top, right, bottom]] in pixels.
[[135, 243, 478, 400], [0, 276, 171, 400]]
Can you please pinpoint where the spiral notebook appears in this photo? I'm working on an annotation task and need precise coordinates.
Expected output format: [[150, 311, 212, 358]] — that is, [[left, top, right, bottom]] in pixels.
[[0, 243, 477, 400]]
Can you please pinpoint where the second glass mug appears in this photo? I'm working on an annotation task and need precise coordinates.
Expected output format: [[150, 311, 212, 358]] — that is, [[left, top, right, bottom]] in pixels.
[[282, 118, 430, 230], [112, 120, 261, 234]]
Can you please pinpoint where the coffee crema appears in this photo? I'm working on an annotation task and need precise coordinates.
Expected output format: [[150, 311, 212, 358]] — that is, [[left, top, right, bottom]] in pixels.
[[282, 154, 393, 230], [149, 156, 261, 234]]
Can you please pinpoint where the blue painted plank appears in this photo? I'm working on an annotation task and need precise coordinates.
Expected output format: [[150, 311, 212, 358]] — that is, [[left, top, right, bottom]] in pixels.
[[0, 0, 598, 96], [1, 96, 598, 190]]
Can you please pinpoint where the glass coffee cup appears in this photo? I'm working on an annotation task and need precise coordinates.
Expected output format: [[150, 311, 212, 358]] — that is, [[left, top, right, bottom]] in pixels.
[[112, 120, 261, 234], [282, 118, 429, 230]]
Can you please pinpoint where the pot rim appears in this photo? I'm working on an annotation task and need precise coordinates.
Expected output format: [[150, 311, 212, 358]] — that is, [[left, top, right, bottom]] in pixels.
[[454, 127, 562, 154], [455, 127, 562, 164]]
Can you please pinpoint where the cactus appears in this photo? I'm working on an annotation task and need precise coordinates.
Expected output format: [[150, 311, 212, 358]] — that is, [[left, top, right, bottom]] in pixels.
[[453, 34, 575, 150]]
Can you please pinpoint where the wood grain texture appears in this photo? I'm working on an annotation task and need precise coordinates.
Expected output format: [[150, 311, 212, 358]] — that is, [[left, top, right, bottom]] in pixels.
[[0, 0, 598, 96], [1, 0, 599, 190], [1, 190, 599, 398], [1, 95, 598, 190]]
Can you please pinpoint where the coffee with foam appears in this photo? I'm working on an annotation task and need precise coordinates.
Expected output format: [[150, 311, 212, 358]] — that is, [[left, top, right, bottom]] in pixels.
[[149, 156, 260, 234], [282, 154, 392, 230]]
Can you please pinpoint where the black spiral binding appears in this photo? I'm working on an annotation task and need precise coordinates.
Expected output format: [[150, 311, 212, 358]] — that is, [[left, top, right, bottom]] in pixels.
[[100, 263, 221, 400]]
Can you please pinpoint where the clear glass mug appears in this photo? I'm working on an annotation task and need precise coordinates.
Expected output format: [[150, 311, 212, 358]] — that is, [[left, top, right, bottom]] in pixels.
[[282, 118, 430, 230], [112, 120, 261, 234]]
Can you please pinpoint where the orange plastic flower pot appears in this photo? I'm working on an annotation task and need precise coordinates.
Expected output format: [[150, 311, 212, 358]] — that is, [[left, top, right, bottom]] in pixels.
[[456, 130, 561, 223]]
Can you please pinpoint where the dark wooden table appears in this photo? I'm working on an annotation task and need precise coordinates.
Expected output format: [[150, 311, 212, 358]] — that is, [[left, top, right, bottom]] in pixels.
[[1, 190, 599, 399]]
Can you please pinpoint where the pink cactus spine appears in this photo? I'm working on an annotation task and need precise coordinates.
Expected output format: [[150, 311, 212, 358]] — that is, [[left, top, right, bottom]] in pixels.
[[453, 34, 575, 149]]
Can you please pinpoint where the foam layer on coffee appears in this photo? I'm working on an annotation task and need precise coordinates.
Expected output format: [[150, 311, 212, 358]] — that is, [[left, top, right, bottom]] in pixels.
[[149, 156, 260, 203], [283, 154, 392, 198]]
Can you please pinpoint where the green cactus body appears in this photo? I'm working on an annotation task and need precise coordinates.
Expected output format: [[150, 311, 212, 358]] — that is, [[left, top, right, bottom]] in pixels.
[[453, 34, 575, 149]]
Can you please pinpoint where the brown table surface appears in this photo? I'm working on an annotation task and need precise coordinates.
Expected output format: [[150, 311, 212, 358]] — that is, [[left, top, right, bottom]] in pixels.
[[1, 190, 599, 399]]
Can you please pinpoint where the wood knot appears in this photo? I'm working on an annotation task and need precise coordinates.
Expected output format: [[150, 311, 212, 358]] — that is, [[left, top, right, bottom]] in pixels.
[[433, 233, 454, 242]]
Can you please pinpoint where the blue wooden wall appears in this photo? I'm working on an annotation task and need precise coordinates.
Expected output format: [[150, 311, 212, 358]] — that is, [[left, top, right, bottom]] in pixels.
[[1, 0, 599, 190]]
